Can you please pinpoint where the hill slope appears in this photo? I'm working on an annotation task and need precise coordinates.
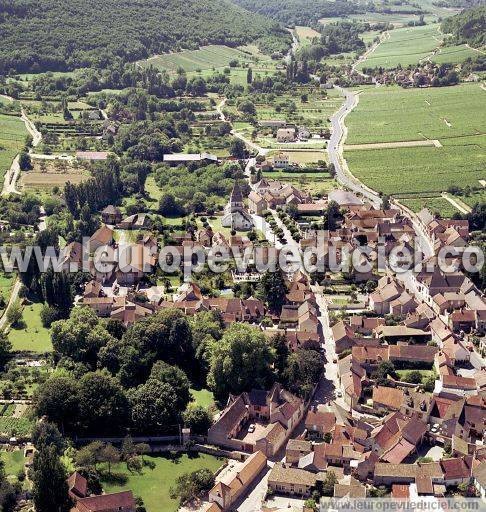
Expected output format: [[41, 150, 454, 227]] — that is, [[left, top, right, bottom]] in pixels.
[[232, 0, 359, 25], [441, 5, 486, 48], [0, 0, 289, 73]]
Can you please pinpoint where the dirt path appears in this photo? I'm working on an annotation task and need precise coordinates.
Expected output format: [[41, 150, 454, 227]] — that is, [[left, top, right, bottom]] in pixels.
[[466, 44, 486, 56], [352, 31, 389, 79], [344, 139, 442, 150], [441, 192, 472, 214], [216, 97, 269, 156]]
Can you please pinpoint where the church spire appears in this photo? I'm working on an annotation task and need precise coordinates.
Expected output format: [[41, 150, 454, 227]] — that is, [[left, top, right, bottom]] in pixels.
[[230, 180, 243, 205]]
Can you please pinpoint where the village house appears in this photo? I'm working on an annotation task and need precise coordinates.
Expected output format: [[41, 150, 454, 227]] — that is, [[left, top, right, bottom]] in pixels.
[[116, 243, 157, 285], [117, 213, 151, 230], [248, 190, 266, 215], [68, 472, 136, 512], [208, 451, 267, 511], [372, 386, 405, 414], [267, 463, 317, 497], [162, 152, 218, 165], [272, 152, 290, 169], [207, 384, 305, 457], [101, 205, 122, 225], [304, 409, 336, 438], [88, 225, 114, 253], [286, 439, 313, 464]]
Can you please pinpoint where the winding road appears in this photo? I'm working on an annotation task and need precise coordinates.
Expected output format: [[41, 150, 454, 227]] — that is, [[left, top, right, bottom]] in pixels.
[[327, 87, 382, 208], [2, 105, 43, 196]]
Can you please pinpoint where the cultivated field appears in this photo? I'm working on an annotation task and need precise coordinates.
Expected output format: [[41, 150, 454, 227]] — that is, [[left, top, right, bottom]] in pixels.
[[271, 150, 328, 164], [344, 83, 486, 205], [431, 44, 484, 65], [138, 45, 253, 73], [357, 24, 441, 70], [346, 83, 485, 144], [19, 159, 90, 191], [399, 196, 461, 217], [0, 112, 27, 184]]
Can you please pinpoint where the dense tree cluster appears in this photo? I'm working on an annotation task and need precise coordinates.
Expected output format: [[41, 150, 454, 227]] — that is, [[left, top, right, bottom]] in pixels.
[[32, 301, 323, 435], [155, 162, 247, 215], [441, 6, 486, 48], [233, 0, 359, 26], [0, 0, 289, 73]]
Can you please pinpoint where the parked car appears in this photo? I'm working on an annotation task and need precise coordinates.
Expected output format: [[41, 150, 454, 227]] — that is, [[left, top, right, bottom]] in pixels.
[[248, 424, 256, 433]]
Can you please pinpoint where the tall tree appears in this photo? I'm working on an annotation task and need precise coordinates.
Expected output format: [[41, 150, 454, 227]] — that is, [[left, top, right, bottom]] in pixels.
[[31, 445, 72, 512], [258, 269, 287, 313], [207, 323, 274, 402]]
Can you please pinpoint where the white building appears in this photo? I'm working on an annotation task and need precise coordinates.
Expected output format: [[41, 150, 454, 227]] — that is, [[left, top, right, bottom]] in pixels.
[[221, 181, 254, 231]]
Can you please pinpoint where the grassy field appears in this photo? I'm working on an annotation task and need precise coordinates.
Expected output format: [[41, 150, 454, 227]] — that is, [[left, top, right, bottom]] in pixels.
[[190, 387, 215, 409], [295, 26, 321, 46], [101, 453, 223, 512], [346, 140, 485, 195], [0, 113, 27, 184], [8, 302, 52, 353], [0, 450, 26, 480], [0, 274, 15, 302], [20, 159, 90, 192], [461, 189, 486, 208], [344, 83, 486, 197], [357, 24, 441, 70], [138, 45, 253, 73], [252, 88, 342, 131]]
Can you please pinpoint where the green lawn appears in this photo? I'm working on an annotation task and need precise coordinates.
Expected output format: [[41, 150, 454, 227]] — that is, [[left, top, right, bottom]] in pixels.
[[8, 302, 52, 353], [190, 388, 215, 409], [0, 274, 15, 304], [396, 369, 436, 383], [101, 453, 223, 512], [0, 450, 26, 479]]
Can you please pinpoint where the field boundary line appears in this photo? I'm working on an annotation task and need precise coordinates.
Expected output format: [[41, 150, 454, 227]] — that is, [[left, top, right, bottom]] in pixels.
[[344, 139, 442, 150], [441, 192, 472, 214]]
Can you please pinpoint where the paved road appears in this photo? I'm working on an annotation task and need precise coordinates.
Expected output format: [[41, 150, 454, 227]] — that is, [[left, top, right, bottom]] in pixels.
[[0, 280, 22, 331], [2, 107, 43, 196], [327, 87, 382, 208], [216, 99, 269, 157]]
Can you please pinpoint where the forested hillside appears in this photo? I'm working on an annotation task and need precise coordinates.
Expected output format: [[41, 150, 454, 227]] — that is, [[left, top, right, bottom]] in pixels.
[[0, 0, 289, 73], [441, 5, 486, 48], [232, 0, 359, 25]]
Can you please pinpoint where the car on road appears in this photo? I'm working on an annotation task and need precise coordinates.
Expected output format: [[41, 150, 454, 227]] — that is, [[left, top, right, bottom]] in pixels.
[[333, 358, 337, 363], [336, 390, 342, 397]]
